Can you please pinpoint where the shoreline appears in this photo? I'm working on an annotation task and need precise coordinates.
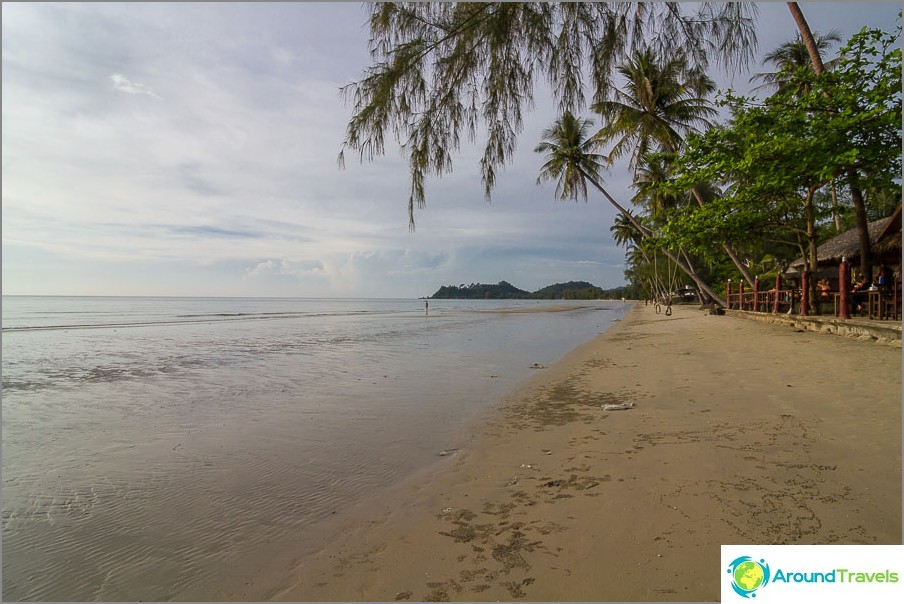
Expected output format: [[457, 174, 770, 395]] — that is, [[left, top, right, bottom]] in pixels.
[[267, 304, 901, 602]]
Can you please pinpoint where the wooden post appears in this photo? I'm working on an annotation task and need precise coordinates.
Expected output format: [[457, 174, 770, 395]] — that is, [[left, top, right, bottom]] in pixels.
[[894, 276, 899, 321], [773, 273, 782, 313], [800, 271, 809, 316], [739, 280, 745, 311], [726, 280, 733, 309], [838, 259, 851, 320], [753, 276, 760, 312]]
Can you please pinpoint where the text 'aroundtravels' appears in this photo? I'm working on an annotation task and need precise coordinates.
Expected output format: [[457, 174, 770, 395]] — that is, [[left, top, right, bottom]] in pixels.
[[771, 568, 899, 584]]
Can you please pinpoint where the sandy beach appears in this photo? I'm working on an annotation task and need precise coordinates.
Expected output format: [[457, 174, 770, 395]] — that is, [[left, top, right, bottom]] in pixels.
[[270, 304, 902, 602]]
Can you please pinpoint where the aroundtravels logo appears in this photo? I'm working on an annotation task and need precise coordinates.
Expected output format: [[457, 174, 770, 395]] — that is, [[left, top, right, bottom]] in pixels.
[[726, 556, 771, 598], [722, 545, 904, 603]]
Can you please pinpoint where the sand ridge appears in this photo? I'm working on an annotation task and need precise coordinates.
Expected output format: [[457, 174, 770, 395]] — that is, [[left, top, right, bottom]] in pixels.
[[270, 304, 902, 602]]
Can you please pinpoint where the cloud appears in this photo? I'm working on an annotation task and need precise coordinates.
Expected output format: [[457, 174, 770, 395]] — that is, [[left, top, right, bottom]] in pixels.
[[110, 73, 162, 99], [247, 258, 326, 279], [3, 2, 900, 297]]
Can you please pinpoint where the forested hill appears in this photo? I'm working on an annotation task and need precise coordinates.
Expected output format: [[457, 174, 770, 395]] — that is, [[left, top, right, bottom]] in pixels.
[[430, 280, 632, 300], [431, 281, 529, 299]]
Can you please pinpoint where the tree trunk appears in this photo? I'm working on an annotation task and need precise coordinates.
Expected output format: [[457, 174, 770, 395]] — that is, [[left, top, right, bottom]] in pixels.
[[847, 168, 873, 284], [830, 179, 842, 232], [788, 3, 873, 285], [787, 2, 826, 74], [580, 168, 727, 306], [660, 248, 726, 307], [804, 189, 820, 314], [689, 187, 756, 287]]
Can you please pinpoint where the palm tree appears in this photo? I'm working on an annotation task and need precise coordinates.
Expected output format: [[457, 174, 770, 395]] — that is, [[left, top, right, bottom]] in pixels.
[[592, 49, 755, 287], [786, 2, 829, 75], [631, 152, 687, 220], [592, 49, 717, 171], [750, 30, 841, 95], [609, 213, 645, 249], [611, 217, 665, 303], [534, 112, 727, 306], [535, 113, 647, 235], [535, 113, 610, 206]]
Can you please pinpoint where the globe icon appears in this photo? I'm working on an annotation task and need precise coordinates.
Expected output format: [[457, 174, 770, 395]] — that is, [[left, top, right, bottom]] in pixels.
[[733, 560, 765, 592]]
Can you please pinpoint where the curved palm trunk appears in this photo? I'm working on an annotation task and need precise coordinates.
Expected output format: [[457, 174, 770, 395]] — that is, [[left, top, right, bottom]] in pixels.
[[578, 167, 728, 307], [788, 2, 872, 283], [689, 187, 756, 287], [787, 2, 827, 74]]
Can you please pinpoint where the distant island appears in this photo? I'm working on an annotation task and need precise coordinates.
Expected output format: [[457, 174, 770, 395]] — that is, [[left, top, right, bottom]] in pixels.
[[430, 280, 634, 300]]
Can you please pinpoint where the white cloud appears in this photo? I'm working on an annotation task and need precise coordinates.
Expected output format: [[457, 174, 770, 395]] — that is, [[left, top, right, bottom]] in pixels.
[[110, 73, 162, 99], [3, 2, 900, 297], [247, 258, 326, 279]]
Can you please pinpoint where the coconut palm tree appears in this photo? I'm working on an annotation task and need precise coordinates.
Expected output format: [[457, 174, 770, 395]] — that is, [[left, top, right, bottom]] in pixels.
[[749, 30, 841, 95], [631, 152, 686, 220], [787, 2, 829, 75], [535, 113, 647, 236], [534, 112, 726, 306], [535, 113, 610, 207], [611, 217, 666, 303], [592, 49, 717, 171], [609, 212, 645, 249], [592, 49, 755, 287]]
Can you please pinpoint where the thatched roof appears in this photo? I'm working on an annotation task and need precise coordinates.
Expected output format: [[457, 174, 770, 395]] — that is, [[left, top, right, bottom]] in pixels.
[[789, 204, 902, 271], [874, 203, 902, 256]]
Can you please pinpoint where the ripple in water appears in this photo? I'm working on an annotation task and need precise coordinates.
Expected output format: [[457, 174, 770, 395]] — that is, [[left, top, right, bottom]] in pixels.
[[1, 297, 630, 600]]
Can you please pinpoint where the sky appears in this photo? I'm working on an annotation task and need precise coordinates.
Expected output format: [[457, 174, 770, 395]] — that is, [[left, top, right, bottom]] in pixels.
[[2, 2, 901, 298]]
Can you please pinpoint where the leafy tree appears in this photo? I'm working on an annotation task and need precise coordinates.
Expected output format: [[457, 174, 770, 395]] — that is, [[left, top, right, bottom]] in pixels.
[[661, 27, 901, 313], [339, 2, 758, 229]]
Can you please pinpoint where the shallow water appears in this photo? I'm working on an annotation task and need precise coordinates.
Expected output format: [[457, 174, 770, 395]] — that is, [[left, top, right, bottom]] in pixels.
[[1, 296, 629, 600]]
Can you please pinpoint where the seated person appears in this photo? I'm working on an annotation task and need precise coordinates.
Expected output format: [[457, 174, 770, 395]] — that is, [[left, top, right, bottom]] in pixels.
[[875, 265, 890, 290], [817, 278, 831, 298], [851, 273, 869, 293]]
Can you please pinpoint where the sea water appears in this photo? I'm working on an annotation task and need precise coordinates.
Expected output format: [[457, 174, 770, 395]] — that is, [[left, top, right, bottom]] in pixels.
[[1, 296, 629, 601]]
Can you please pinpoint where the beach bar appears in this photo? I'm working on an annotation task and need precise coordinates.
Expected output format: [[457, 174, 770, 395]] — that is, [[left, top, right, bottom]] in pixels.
[[727, 205, 902, 322]]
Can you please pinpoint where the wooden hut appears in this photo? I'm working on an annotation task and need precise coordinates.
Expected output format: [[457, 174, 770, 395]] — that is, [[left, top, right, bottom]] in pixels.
[[787, 204, 901, 319], [872, 203, 902, 267], [788, 204, 902, 278]]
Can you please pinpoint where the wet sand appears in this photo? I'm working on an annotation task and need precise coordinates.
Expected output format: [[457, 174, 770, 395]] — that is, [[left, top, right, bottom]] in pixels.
[[270, 304, 902, 602], [473, 304, 593, 314]]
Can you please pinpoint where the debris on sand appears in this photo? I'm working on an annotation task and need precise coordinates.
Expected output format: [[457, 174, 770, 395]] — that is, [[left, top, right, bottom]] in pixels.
[[602, 401, 637, 411]]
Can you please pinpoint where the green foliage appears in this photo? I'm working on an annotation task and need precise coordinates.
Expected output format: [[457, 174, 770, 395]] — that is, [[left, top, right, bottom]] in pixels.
[[659, 26, 902, 264], [531, 281, 607, 299]]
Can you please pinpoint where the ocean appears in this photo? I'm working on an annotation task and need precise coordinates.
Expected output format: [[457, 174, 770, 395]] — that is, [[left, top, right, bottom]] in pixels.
[[1, 296, 630, 601]]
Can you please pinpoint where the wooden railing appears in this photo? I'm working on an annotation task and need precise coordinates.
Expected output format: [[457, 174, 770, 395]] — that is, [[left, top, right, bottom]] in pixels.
[[726, 284, 799, 314], [724, 271, 901, 320]]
